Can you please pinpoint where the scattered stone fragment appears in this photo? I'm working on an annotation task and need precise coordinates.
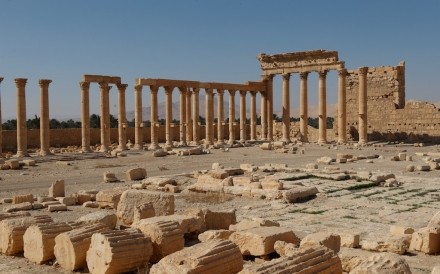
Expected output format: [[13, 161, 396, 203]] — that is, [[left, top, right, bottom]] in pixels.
[[198, 230, 234, 242], [82, 201, 98, 208], [187, 208, 236, 230], [6, 159, 20, 170], [77, 211, 117, 229], [153, 149, 168, 157], [317, 156, 333, 165], [340, 233, 360, 248], [390, 225, 414, 236], [4, 201, 33, 213], [49, 180, 65, 198], [0, 212, 31, 221], [349, 253, 412, 274], [416, 165, 430, 171], [409, 227, 440, 254], [12, 194, 34, 204], [230, 218, 280, 231], [306, 163, 318, 170], [95, 187, 127, 209], [260, 143, 272, 150], [103, 172, 118, 183], [283, 186, 318, 203], [361, 237, 409, 255], [406, 164, 415, 172], [48, 204, 67, 212], [57, 196, 77, 206], [300, 232, 341, 253], [126, 167, 147, 180]]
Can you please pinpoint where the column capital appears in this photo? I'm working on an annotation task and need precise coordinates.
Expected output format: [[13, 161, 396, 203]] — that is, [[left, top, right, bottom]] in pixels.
[[205, 88, 213, 95], [192, 87, 200, 93], [116, 83, 128, 92], [39, 79, 52, 88], [262, 74, 274, 81], [216, 89, 224, 95], [164, 86, 174, 94], [178, 86, 187, 94], [15, 78, 27, 88], [228, 89, 236, 96], [239, 90, 247, 96], [249, 91, 257, 96], [282, 73, 291, 80], [134, 84, 143, 92], [338, 68, 348, 77], [358, 67, 368, 76], [0, 77, 4, 83], [80, 81, 90, 90], [149, 85, 159, 93], [99, 82, 112, 92], [300, 71, 309, 79], [318, 70, 328, 79]]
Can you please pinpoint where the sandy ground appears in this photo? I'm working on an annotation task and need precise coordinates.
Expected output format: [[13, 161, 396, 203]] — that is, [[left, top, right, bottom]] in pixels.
[[1, 142, 440, 273]]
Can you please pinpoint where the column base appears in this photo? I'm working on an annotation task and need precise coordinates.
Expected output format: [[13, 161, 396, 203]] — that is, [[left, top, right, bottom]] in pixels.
[[14, 151, 29, 157], [358, 140, 367, 145], [39, 150, 53, 156], [81, 147, 93, 153], [282, 138, 291, 144], [117, 145, 128, 151], [100, 145, 110, 152], [179, 141, 187, 147], [318, 139, 327, 145], [337, 139, 347, 144], [227, 139, 235, 145], [149, 143, 161, 150], [133, 144, 143, 150]]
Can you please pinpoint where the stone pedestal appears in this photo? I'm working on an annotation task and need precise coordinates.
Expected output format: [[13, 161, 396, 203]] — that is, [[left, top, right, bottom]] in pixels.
[[192, 88, 200, 144], [250, 91, 257, 141], [299, 72, 309, 142], [358, 67, 368, 145], [318, 71, 328, 144], [178, 87, 187, 146], [337, 69, 347, 144], [185, 90, 192, 144], [0, 77, 3, 154], [134, 85, 143, 150], [165, 86, 174, 147], [99, 83, 111, 152], [260, 91, 267, 140], [217, 89, 224, 144], [149, 86, 160, 150], [228, 90, 236, 144], [282, 73, 291, 143], [239, 90, 247, 142], [205, 89, 214, 145], [15, 78, 29, 157], [39, 79, 52, 156], [117, 84, 128, 150], [80, 82, 91, 152]]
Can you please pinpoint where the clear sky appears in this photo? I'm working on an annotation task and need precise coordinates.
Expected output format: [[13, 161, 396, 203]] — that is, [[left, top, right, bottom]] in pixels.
[[0, 0, 439, 120]]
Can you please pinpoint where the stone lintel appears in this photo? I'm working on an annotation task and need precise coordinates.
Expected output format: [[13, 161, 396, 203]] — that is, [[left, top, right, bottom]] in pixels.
[[83, 75, 121, 84]]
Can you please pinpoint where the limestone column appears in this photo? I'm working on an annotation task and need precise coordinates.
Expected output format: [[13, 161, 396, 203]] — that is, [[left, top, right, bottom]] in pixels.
[[98, 82, 110, 152], [217, 89, 224, 144], [15, 78, 28, 157], [164, 86, 174, 147], [192, 88, 200, 144], [178, 87, 187, 146], [337, 69, 347, 144], [299, 72, 309, 142], [39, 79, 52, 156], [185, 89, 192, 144], [205, 88, 214, 145], [282, 73, 291, 143], [265, 75, 274, 140], [149, 85, 160, 150], [116, 83, 128, 150], [318, 71, 328, 144], [104, 85, 111, 151], [250, 91, 257, 141], [239, 90, 247, 142], [260, 91, 267, 140], [80, 81, 91, 152], [358, 67, 368, 145], [0, 77, 3, 154], [228, 90, 236, 144], [133, 85, 143, 150]]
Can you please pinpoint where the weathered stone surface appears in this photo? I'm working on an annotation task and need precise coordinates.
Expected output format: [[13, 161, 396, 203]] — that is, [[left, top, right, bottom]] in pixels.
[[6, 159, 20, 170], [87, 230, 152, 274], [416, 165, 430, 171], [133, 202, 156, 223], [95, 187, 127, 209], [0, 212, 30, 222], [48, 204, 68, 212], [230, 218, 280, 231], [361, 236, 409, 255], [349, 253, 412, 274], [117, 189, 175, 225], [428, 210, 440, 228], [260, 179, 283, 190], [12, 194, 33, 204], [409, 227, 440, 254], [142, 176, 176, 187], [153, 149, 168, 157], [54, 223, 110, 271], [150, 239, 243, 274], [340, 233, 360, 248], [432, 266, 440, 274], [239, 246, 342, 274], [317, 156, 333, 164], [49, 180, 65, 198], [57, 196, 77, 206], [283, 186, 318, 203], [187, 208, 236, 230], [0, 215, 53, 255], [198, 230, 234, 242], [229, 227, 299, 256], [77, 211, 117, 229], [126, 167, 147, 181], [134, 214, 203, 235], [22, 159, 36, 166], [4, 202, 33, 213], [273, 240, 299, 257], [300, 232, 341, 253], [390, 225, 414, 236], [103, 172, 118, 183]]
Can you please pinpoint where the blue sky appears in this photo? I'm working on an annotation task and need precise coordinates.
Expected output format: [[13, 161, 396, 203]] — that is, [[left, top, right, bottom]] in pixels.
[[0, 0, 439, 120]]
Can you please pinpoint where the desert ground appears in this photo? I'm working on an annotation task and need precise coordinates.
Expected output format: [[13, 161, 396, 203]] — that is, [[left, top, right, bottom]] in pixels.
[[1, 141, 440, 273]]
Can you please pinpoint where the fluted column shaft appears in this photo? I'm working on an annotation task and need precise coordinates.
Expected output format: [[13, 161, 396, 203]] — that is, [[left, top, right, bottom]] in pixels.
[[133, 85, 143, 150], [179, 87, 187, 146], [217, 89, 224, 144], [266, 75, 274, 140], [15, 78, 28, 157], [165, 86, 174, 147], [260, 91, 267, 140], [228, 90, 236, 144], [0, 77, 3, 154], [39, 79, 52, 156], [337, 69, 347, 144], [239, 90, 247, 142], [117, 84, 128, 150], [205, 88, 214, 145], [250, 91, 257, 141], [185, 90, 192, 144], [282, 73, 291, 143], [99, 82, 111, 152], [299, 72, 309, 142], [318, 71, 328, 144], [149, 86, 160, 150], [80, 82, 91, 152], [192, 88, 200, 144], [358, 67, 368, 145]]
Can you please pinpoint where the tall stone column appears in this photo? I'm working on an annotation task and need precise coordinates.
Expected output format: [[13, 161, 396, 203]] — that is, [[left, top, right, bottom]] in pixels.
[[192, 88, 200, 144], [80, 81, 91, 152], [337, 69, 347, 144], [149, 85, 160, 150], [217, 89, 224, 144], [265, 75, 274, 141], [165, 86, 174, 147], [250, 91, 257, 141], [239, 90, 247, 142], [15, 78, 28, 157], [133, 85, 143, 150], [99, 82, 111, 152], [299, 72, 309, 142], [358, 67, 368, 145], [117, 83, 128, 150], [185, 89, 192, 144], [0, 77, 3, 154], [228, 90, 236, 144], [39, 79, 52, 156], [178, 87, 187, 146], [205, 88, 214, 145], [318, 71, 328, 144], [282, 73, 291, 143], [260, 91, 267, 140]]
